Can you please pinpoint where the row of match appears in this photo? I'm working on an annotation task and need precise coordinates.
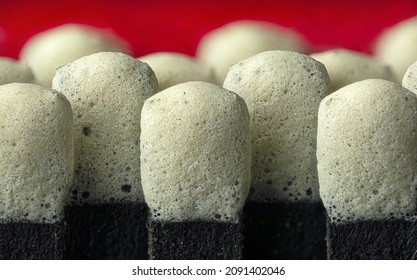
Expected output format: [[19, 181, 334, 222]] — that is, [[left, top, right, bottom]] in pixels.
[[1, 48, 417, 259]]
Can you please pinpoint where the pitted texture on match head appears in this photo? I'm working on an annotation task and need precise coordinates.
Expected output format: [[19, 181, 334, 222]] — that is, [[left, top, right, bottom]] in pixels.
[[0, 57, 33, 85], [223, 50, 330, 203], [52, 52, 158, 204], [402, 61, 417, 94], [0, 83, 73, 222], [311, 49, 395, 92], [317, 79, 417, 223], [20, 24, 131, 87], [374, 16, 417, 82], [141, 81, 251, 222], [196, 20, 309, 84], [138, 52, 215, 91]]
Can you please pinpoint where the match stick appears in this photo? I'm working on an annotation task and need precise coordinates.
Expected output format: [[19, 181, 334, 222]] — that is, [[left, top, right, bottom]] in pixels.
[[52, 52, 158, 259], [141, 81, 251, 260], [317, 79, 417, 259], [0, 83, 73, 259], [224, 50, 330, 259]]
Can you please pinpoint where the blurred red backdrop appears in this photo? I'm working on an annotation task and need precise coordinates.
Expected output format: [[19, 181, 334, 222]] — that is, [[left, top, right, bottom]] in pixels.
[[1, 0, 417, 59]]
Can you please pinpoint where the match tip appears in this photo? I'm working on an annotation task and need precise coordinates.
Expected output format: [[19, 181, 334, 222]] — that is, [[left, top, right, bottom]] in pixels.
[[53, 51, 158, 204], [318, 79, 417, 223], [141, 81, 251, 222], [0, 83, 73, 222]]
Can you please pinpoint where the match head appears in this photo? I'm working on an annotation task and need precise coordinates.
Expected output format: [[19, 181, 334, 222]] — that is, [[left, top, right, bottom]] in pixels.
[[374, 16, 417, 81], [311, 49, 395, 92], [141, 81, 251, 222], [52, 52, 158, 204], [138, 52, 215, 91], [197, 20, 309, 84], [20, 24, 131, 87], [317, 79, 417, 223], [402, 60, 417, 93], [0, 57, 33, 85], [0, 83, 73, 222], [224, 50, 330, 203]]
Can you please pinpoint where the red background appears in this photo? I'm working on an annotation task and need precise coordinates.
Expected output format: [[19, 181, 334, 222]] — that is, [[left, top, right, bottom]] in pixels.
[[1, 0, 417, 59]]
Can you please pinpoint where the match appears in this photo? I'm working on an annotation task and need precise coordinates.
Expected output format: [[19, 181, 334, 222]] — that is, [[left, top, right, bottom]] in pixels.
[[224, 50, 330, 259], [141, 81, 251, 260], [0, 83, 73, 259], [317, 79, 417, 259]]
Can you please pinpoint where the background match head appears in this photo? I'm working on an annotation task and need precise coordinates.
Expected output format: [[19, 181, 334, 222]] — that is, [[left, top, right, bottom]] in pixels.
[[0, 57, 33, 85], [374, 16, 417, 82], [311, 49, 395, 92], [20, 24, 132, 87], [196, 20, 309, 84], [138, 52, 215, 91]]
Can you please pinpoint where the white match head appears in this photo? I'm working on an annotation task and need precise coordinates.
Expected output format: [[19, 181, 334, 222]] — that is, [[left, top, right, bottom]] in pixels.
[[52, 52, 158, 204], [20, 24, 131, 87], [224, 50, 330, 203], [317, 79, 417, 223], [402, 60, 417, 94], [0, 57, 33, 85], [374, 16, 417, 81], [197, 20, 309, 84], [0, 83, 73, 222], [311, 49, 395, 92], [141, 81, 251, 222], [138, 52, 215, 91]]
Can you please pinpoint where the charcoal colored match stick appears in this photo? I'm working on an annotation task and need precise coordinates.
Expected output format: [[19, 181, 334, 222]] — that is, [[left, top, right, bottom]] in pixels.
[[141, 81, 251, 260], [224, 50, 330, 259], [0, 83, 73, 259], [53, 52, 158, 260], [317, 79, 417, 260]]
